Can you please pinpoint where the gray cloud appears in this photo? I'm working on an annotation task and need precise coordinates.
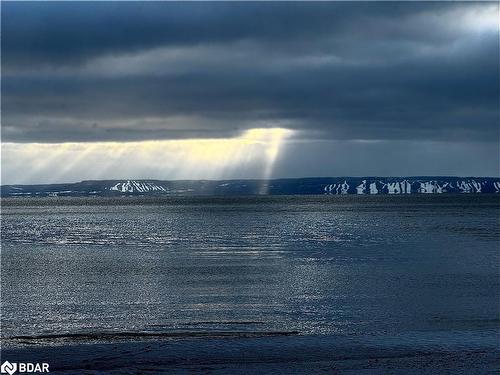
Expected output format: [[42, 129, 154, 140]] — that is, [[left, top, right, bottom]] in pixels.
[[1, 2, 499, 143]]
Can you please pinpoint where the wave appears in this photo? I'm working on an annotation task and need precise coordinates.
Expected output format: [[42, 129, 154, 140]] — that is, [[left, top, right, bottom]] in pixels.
[[5, 329, 300, 343], [178, 321, 265, 326]]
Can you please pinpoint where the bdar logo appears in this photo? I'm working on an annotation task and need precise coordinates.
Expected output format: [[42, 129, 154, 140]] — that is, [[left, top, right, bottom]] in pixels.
[[0, 361, 49, 374], [1, 361, 17, 375]]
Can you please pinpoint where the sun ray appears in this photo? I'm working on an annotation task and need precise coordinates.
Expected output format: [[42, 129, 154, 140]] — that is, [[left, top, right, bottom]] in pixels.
[[2, 128, 293, 184]]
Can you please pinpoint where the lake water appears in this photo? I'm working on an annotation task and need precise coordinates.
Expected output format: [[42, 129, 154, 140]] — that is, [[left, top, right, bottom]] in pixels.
[[1, 195, 499, 369]]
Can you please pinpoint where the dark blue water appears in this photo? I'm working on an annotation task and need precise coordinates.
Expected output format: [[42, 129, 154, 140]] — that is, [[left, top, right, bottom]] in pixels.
[[1, 195, 499, 351]]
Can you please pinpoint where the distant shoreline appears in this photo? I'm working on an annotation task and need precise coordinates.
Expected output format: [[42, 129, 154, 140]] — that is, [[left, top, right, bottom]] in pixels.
[[2, 177, 500, 198]]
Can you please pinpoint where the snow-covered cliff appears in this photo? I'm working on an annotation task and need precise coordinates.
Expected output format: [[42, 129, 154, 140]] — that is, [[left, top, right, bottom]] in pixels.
[[323, 178, 497, 195]]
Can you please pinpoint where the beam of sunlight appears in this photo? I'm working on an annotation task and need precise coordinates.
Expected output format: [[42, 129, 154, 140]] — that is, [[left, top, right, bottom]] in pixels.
[[1, 128, 293, 184]]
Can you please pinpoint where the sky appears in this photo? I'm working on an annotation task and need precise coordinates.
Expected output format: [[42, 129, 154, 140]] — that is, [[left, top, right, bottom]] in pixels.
[[2, 1, 499, 184]]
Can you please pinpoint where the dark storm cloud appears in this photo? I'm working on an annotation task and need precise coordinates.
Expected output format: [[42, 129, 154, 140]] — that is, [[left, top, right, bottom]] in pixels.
[[2, 1, 498, 143], [1, 2, 455, 67]]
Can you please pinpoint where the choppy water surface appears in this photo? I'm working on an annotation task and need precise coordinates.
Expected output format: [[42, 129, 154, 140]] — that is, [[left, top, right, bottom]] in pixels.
[[1, 195, 499, 349]]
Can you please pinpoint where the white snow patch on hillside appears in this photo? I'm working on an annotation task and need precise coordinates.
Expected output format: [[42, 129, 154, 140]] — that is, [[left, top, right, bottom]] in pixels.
[[494, 181, 500, 193], [356, 180, 366, 194], [110, 180, 167, 193]]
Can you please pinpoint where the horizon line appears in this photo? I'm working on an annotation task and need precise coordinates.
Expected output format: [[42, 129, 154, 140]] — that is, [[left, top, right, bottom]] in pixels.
[[3, 175, 500, 187]]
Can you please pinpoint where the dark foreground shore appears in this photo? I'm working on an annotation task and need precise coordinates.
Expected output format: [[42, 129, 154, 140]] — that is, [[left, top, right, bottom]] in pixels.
[[3, 331, 499, 374]]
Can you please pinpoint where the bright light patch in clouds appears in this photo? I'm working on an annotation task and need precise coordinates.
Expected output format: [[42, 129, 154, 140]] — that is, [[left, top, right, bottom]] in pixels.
[[1, 128, 292, 184], [458, 4, 499, 33]]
